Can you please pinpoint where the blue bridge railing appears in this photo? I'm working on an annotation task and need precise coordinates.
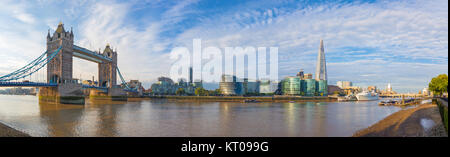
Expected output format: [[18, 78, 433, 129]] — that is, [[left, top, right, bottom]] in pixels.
[[0, 82, 57, 87]]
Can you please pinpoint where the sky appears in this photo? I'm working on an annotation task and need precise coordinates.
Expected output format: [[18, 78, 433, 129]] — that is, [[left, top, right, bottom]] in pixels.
[[0, 0, 447, 93]]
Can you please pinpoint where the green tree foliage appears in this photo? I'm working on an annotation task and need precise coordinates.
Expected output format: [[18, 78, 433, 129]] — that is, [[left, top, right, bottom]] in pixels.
[[176, 88, 185, 96], [195, 87, 207, 96], [213, 89, 221, 96], [429, 74, 448, 97]]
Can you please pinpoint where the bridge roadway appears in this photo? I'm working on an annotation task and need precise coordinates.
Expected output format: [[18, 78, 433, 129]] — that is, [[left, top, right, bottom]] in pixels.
[[0, 82, 57, 87], [0, 81, 110, 90]]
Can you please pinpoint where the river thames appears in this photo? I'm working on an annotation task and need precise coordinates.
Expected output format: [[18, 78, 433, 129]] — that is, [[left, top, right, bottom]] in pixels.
[[0, 95, 402, 137]]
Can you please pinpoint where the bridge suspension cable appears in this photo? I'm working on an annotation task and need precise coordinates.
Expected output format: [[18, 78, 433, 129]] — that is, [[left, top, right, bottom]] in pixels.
[[0, 51, 46, 79], [116, 67, 137, 92], [0, 46, 62, 82]]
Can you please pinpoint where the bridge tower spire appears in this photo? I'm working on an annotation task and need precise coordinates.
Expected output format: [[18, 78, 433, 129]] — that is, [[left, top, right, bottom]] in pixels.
[[99, 44, 117, 88], [46, 22, 74, 83]]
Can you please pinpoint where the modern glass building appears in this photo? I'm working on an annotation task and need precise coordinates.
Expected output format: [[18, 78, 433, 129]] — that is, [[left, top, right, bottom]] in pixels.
[[282, 77, 301, 95], [245, 82, 260, 94], [281, 77, 326, 96], [305, 79, 316, 96], [317, 80, 328, 96], [235, 82, 244, 95], [219, 74, 244, 95], [300, 80, 306, 95]]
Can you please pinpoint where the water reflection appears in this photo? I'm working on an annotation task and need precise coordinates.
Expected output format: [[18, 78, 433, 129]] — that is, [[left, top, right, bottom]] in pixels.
[[38, 102, 83, 136], [0, 95, 401, 137]]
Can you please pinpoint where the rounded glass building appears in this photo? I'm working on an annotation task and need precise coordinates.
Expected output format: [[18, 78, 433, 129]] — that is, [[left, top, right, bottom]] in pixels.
[[282, 77, 301, 95]]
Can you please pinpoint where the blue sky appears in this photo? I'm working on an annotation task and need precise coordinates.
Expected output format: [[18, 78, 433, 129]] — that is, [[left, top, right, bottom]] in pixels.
[[0, 0, 448, 93]]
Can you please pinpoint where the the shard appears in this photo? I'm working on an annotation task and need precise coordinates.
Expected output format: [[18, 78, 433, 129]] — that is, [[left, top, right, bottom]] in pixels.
[[315, 39, 327, 81]]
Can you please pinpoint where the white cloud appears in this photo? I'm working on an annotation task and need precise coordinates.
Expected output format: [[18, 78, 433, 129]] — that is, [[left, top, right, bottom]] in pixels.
[[0, 0, 447, 92], [73, 0, 200, 84], [169, 0, 448, 92], [0, 1, 46, 75], [0, 1, 36, 24]]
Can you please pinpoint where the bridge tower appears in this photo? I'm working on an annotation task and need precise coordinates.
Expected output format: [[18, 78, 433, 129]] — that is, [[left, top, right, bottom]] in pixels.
[[98, 44, 117, 88], [46, 22, 74, 83]]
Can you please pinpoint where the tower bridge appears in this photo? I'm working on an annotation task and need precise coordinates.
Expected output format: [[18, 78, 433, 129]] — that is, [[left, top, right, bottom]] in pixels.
[[0, 23, 139, 104]]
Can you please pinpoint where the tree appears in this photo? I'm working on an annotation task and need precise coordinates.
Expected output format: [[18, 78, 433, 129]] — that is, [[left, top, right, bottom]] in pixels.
[[429, 74, 448, 97], [214, 89, 222, 96], [195, 87, 207, 96], [176, 88, 185, 96]]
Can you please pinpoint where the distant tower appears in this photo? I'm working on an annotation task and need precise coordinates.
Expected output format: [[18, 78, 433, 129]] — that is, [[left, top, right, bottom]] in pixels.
[[46, 22, 74, 83], [315, 39, 327, 81]]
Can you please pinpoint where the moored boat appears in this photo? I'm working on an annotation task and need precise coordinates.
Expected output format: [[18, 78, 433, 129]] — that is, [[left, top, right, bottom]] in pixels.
[[356, 91, 379, 101], [338, 94, 357, 101]]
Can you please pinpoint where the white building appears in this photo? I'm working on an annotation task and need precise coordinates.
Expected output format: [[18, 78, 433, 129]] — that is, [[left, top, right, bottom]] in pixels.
[[422, 88, 430, 96]]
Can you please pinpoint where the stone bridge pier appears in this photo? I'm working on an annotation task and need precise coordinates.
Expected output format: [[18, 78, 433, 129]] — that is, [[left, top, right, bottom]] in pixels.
[[39, 83, 85, 104]]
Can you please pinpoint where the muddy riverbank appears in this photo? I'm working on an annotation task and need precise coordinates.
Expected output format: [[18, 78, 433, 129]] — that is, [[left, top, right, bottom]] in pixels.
[[353, 103, 448, 137], [0, 121, 30, 137]]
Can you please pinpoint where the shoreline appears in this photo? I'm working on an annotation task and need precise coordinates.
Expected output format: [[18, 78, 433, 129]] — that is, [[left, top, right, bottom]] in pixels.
[[0, 121, 31, 137], [353, 103, 448, 137], [128, 95, 337, 102]]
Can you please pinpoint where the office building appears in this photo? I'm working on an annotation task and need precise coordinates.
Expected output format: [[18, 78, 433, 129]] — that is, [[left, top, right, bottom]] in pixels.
[[282, 77, 301, 95], [304, 73, 313, 79], [316, 80, 328, 96], [244, 78, 260, 94], [219, 75, 244, 95]]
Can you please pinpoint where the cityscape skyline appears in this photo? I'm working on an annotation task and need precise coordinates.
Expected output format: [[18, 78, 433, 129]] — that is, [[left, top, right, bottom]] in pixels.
[[0, 0, 447, 93]]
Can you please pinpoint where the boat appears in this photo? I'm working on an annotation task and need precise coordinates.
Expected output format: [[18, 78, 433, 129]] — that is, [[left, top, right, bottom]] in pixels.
[[338, 94, 357, 101], [243, 99, 261, 103], [356, 91, 379, 101], [378, 99, 397, 106]]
